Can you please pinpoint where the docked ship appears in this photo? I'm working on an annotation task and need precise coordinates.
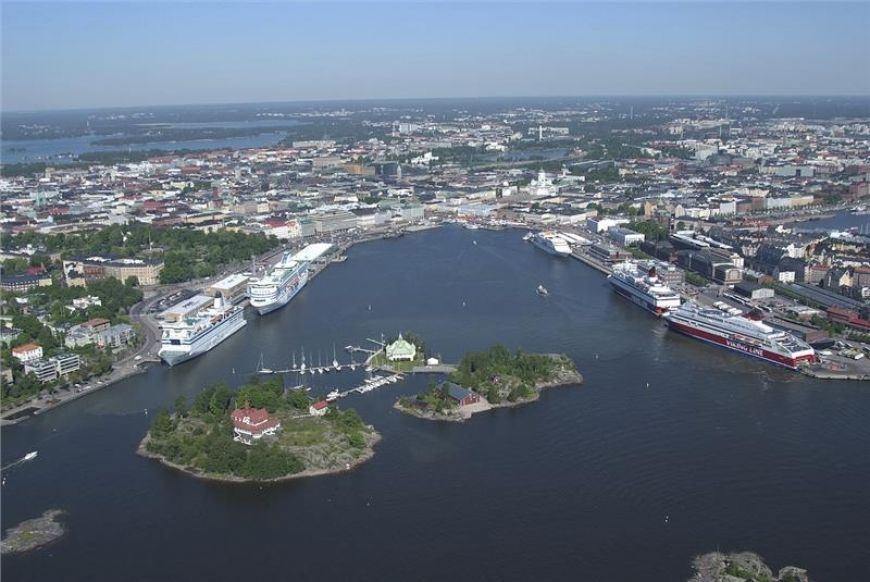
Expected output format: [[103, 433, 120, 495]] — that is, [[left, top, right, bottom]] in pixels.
[[608, 261, 682, 316], [248, 251, 309, 315], [525, 232, 572, 257], [664, 301, 816, 370], [158, 296, 247, 366]]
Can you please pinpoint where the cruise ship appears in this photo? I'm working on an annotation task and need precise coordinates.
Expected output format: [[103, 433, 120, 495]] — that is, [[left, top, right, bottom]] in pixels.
[[664, 301, 816, 370], [608, 261, 682, 315], [158, 296, 247, 366], [248, 251, 309, 315], [525, 232, 572, 257]]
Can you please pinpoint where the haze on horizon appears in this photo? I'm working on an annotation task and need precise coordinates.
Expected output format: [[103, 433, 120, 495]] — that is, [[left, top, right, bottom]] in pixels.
[[2, 1, 869, 112]]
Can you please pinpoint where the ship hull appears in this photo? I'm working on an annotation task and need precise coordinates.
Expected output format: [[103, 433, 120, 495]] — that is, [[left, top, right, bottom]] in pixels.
[[608, 276, 673, 316], [251, 271, 308, 315], [159, 314, 247, 367], [529, 237, 570, 257], [666, 319, 814, 370]]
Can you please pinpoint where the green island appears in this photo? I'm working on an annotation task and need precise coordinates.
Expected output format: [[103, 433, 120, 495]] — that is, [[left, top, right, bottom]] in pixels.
[[138, 376, 380, 482], [1, 510, 65, 555], [395, 345, 583, 422], [689, 552, 809, 582]]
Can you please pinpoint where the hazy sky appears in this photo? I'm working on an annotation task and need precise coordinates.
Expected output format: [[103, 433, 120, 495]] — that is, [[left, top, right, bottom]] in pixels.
[[2, 2, 868, 111]]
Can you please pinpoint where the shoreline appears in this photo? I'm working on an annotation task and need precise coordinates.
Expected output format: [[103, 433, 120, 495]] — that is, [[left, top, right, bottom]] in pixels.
[[136, 430, 382, 484], [1, 509, 66, 555], [395, 363, 583, 422]]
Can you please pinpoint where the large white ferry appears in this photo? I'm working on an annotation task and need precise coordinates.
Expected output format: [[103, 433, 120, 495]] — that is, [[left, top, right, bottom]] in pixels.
[[608, 261, 682, 316], [525, 232, 572, 257], [248, 251, 309, 315], [664, 301, 816, 370], [158, 296, 247, 366]]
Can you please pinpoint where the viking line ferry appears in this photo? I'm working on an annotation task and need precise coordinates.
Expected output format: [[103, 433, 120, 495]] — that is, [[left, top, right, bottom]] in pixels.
[[664, 301, 816, 370], [608, 261, 682, 316]]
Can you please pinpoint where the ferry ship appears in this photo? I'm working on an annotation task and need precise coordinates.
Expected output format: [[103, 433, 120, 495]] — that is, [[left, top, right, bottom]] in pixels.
[[608, 261, 682, 316], [525, 232, 572, 257], [248, 251, 309, 315], [664, 301, 816, 370], [158, 297, 247, 366]]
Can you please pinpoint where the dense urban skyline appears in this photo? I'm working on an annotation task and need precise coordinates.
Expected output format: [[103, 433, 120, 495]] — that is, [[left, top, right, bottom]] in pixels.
[[2, 1, 869, 111]]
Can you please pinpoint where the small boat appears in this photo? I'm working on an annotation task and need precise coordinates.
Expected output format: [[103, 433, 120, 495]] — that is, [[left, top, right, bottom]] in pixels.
[[326, 389, 340, 401], [537, 285, 549, 297], [24, 451, 38, 461], [472, 240, 478, 246]]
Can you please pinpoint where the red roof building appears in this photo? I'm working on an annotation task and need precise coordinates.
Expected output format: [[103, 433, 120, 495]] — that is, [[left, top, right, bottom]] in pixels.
[[230, 406, 281, 445], [12, 342, 43, 363], [308, 400, 329, 417]]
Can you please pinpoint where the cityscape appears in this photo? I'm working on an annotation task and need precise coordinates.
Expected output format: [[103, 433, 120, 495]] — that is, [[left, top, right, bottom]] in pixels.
[[1, 2, 869, 582]]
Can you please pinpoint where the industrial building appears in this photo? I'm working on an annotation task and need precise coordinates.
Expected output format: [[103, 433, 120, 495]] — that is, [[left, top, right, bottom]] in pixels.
[[734, 281, 775, 301]]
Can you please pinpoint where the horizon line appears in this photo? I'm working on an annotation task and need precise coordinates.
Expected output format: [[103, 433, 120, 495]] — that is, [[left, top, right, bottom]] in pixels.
[[4, 93, 870, 116]]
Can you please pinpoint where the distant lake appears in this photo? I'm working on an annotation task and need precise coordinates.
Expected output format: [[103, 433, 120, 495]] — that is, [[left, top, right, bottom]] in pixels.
[[0, 119, 302, 164], [791, 211, 870, 233]]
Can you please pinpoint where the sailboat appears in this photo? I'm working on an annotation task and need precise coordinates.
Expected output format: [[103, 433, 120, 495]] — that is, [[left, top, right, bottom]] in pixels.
[[300, 348, 307, 375], [332, 344, 340, 371], [317, 352, 324, 374], [257, 353, 273, 374]]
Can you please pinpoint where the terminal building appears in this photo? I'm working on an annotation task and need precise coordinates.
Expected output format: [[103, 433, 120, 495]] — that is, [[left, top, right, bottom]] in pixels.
[[207, 274, 249, 305]]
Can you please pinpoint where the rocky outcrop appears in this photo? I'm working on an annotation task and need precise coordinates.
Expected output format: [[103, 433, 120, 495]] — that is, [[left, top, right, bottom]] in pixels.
[[1, 510, 65, 555], [689, 552, 809, 582]]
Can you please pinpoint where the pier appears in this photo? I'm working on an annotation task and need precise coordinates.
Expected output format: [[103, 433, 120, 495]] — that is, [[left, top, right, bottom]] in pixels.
[[326, 373, 404, 401]]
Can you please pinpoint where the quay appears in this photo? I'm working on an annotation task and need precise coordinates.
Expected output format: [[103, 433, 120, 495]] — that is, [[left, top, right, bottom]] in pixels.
[[569, 249, 612, 276]]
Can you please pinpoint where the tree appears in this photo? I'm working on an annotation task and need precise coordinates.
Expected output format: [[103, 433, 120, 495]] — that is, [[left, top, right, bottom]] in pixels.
[[174, 394, 188, 417], [151, 409, 174, 437]]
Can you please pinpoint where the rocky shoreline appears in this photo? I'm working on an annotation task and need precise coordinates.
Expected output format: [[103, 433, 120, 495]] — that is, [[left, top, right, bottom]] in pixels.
[[689, 551, 809, 582], [395, 359, 584, 422], [137, 431, 381, 484], [1, 510, 66, 555]]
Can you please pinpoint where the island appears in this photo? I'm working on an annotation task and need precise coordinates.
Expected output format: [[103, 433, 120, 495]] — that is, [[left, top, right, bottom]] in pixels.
[[1, 510, 65, 555], [395, 344, 583, 421], [138, 376, 380, 482], [689, 552, 809, 582]]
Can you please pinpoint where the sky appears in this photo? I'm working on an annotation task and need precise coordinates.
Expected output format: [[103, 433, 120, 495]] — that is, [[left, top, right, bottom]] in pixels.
[[2, 1, 869, 111]]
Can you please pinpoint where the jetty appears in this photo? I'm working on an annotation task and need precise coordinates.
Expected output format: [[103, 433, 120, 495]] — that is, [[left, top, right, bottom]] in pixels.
[[325, 373, 404, 401]]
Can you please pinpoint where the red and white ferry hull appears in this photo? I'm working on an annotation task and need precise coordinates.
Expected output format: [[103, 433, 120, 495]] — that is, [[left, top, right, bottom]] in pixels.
[[666, 320, 816, 370]]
